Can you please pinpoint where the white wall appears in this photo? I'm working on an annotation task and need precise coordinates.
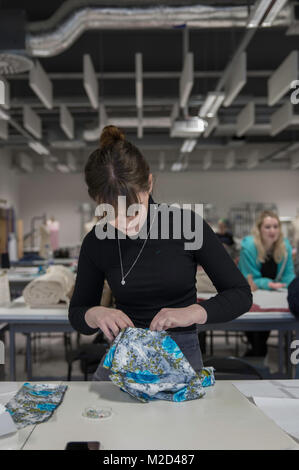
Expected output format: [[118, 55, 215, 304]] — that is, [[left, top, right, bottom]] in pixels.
[[18, 169, 299, 246], [0, 149, 20, 216], [154, 170, 299, 218], [18, 172, 90, 247]]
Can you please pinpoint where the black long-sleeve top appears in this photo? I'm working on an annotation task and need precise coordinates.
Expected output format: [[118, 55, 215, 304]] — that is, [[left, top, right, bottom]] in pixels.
[[69, 196, 252, 335]]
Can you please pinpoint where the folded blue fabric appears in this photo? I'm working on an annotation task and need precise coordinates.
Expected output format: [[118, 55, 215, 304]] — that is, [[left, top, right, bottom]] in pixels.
[[5, 383, 67, 428], [103, 328, 215, 402]]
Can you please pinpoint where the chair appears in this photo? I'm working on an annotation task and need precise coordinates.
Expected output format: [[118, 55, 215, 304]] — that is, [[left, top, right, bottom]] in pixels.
[[65, 280, 113, 380], [65, 331, 108, 381], [204, 356, 266, 380]]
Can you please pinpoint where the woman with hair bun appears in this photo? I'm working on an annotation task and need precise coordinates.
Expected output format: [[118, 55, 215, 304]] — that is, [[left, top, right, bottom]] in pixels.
[[69, 125, 252, 381], [239, 210, 295, 357]]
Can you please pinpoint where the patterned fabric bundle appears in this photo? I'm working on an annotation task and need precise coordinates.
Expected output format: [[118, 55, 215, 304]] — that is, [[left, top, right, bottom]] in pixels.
[[103, 328, 215, 403], [5, 383, 67, 429]]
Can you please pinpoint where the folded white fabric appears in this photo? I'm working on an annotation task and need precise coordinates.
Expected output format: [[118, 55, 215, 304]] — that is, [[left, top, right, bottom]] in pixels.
[[23, 265, 75, 307]]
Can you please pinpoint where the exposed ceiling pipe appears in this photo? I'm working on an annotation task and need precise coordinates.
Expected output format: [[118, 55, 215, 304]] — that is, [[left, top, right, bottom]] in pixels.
[[26, 3, 291, 57]]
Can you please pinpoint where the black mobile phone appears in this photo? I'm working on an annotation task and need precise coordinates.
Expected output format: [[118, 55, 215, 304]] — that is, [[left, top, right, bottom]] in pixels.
[[65, 441, 101, 450]]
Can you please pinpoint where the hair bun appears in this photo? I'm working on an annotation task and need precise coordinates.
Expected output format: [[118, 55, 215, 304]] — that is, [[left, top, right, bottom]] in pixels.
[[99, 125, 125, 148]]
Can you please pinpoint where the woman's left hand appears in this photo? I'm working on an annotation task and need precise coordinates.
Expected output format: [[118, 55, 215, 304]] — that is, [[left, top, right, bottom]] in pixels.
[[149, 304, 207, 331]]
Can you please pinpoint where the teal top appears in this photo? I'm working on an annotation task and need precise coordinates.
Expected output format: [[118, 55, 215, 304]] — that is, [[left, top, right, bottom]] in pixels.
[[238, 235, 295, 290]]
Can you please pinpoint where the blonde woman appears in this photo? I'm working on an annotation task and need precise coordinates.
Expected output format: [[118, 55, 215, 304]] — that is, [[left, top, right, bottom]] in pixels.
[[238, 210, 295, 356]]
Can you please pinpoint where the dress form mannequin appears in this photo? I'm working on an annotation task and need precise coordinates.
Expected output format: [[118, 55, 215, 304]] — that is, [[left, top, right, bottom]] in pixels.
[[46, 216, 60, 251]]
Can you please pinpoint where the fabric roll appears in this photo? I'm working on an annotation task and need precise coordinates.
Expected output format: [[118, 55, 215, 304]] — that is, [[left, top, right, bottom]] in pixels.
[[23, 265, 75, 307]]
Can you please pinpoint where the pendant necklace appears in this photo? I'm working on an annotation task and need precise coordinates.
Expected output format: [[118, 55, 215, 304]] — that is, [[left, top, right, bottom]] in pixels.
[[117, 204, 157, 286]]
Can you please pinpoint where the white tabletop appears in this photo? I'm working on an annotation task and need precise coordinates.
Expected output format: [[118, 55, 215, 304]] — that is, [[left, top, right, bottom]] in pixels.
[[197, 290, 295, 320], [0, 297, 68, 322], [17, 381, 297, 450]]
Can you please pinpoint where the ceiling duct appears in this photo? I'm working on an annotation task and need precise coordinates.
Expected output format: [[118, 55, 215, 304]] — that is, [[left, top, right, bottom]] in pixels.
[[0, 10, 33, 74], [26, 2, 291, 57]]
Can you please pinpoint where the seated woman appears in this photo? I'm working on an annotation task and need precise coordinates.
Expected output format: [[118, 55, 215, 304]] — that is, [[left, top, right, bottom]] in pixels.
[[238, 210, 295, 357]]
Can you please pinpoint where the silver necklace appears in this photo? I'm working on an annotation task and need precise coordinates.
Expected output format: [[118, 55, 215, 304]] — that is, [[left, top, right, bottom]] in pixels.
[[117, 204, 157, 286]]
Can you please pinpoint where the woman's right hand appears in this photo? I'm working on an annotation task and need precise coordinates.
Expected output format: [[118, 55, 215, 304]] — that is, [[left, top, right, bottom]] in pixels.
[[268, 282, 286, 290], [85, 306, 135, 342]]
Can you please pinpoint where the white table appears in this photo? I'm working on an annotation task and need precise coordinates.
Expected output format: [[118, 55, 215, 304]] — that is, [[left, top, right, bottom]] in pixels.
[[0, 381, 296, 450], [11, 259, 78, 267], [0, 298, 72, 380], [197, 290, 299, 378]]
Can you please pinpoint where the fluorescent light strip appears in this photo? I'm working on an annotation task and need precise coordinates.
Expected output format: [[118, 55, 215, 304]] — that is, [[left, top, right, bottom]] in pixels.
[[171, 162, 183, 172], [204, 117, 219, 138], [207, 93, 225, 118], [199, 93, 216, 118], [28, 141, 49, 155], [262, 0, 288, 26], [0, 107, 9, 120], [56, 164, 70, 173], [180, 139, 197, 153], [247, 0, 272, 28]]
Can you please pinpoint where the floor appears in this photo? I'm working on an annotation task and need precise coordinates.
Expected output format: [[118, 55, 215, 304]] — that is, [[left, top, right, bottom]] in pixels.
[[0, 329, 289, 381]]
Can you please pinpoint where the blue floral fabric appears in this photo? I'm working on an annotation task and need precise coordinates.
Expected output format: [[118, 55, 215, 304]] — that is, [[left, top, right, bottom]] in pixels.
[[5, 383, 67, 429], [103, 328, 215, 403]]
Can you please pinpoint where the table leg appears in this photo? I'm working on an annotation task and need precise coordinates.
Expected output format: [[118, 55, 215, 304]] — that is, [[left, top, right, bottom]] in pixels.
[[26, 334, 32, 380], [286, 331, 293, 379], [9, 326, 16, 381], [278, 330, 284, 376]]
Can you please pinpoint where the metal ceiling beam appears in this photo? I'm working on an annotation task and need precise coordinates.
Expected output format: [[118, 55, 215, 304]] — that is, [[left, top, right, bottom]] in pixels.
[[9, 95, 278, 108], [7, 70, 274, 80]]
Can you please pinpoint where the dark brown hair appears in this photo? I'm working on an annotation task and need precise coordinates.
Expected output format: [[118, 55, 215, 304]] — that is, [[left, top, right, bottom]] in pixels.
[[85, 125, 151, 215]]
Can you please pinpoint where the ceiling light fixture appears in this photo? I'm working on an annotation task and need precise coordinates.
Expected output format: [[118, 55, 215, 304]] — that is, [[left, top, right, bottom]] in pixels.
[[199, 92, 225, 118], [180, 139, 197, 153], [0, 107, 9, 120], [28, 141, 49, 155], [247, 0, 273, 28], [262, 0, 289, 26]]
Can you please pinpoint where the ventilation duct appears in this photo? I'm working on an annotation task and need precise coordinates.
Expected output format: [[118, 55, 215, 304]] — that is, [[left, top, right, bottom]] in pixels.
[[0, 10, 33, 74], [26, 2, 291, 57]]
